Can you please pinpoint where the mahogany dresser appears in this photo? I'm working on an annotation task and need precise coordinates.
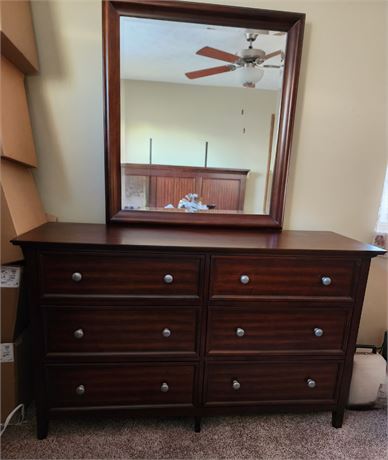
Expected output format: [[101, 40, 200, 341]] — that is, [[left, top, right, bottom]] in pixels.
[[13, 222, 384, 439]]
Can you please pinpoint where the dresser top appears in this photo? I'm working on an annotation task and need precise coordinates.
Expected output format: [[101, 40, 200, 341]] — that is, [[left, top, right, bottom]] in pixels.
[[12, 223, 385, 257]]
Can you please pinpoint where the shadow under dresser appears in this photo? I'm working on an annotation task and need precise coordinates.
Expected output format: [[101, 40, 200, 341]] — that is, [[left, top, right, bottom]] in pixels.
[[12, 223, 385, 439]]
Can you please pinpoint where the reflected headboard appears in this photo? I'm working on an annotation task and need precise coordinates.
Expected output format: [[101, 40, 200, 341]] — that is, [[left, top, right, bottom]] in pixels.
[[121, 164, 249, 211]]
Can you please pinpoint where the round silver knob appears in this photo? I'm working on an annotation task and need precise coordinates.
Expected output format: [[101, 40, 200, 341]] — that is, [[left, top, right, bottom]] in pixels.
[[162, 328, 171, 338], [240, 275, 250, 285], [321, 276, 332, 286], [72, 272, 82, 282], [236, 327, 245, 337], [160, 382, 169, 393], [73, 328, 84, 339], [314, 328, 324, 337], [232, 380, 241, 391], [75, 384, 85, 395], [163, 274, 173, 284], [307, 378, 316, 389]]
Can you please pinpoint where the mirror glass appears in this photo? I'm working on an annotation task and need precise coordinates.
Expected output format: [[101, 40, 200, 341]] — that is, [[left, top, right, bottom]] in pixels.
[[120, 16, 287, 215]]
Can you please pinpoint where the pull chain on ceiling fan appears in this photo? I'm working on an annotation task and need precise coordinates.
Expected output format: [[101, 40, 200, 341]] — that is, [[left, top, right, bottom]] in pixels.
[[185, 32, 284, 88]]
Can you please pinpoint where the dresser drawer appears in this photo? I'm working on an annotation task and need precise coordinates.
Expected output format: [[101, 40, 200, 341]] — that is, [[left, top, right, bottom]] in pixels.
[[39, 253, 202, 301], [47, 364, 195, 408], [207, 307, 349, 356], [44, 307, 199, 357], [205, 362, 340, 405], [210, 256, 358, 301]]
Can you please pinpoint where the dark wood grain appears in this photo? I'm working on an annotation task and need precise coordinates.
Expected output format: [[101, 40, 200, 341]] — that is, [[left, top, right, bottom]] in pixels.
[[47, 363, 196, 408], [122, 164, 249, 211], [210, 256, 359, 300], [12, 223, 385, 256], [44, 307, 198, 356], [201, 178, 241, 211], [22, 248, 50, 439], [155, 177, 197, 208], [204, 361, 341, 405], [206, 307, 350, 356], [270, 11, 304, 224], [103, 1, 121, 222], [111, 0, 304, 29], [332, 258, 372, 428], [15, 225, 385, 437], [103, 0, 305, 228], [39, 252, 202, 300]]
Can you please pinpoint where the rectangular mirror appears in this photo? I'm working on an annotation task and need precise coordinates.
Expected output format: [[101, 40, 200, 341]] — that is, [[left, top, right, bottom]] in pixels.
[[120, 17, 287, 215], [104, 1, 305, 228]]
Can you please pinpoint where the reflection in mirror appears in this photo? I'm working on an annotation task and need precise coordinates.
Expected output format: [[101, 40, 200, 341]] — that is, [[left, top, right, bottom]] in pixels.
[[120, 17, 287, 215]]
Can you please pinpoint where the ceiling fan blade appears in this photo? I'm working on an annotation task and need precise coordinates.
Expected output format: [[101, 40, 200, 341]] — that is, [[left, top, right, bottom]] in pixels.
[[273, 32, 286, 36], [196, 46, 239, 63], [264, 50, 282, 60], [185, 65, 236, 79], [263, 65, 282, 68]]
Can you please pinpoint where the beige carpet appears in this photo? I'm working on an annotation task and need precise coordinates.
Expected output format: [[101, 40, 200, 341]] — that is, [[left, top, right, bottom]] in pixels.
[[2, 409, 387, 459]]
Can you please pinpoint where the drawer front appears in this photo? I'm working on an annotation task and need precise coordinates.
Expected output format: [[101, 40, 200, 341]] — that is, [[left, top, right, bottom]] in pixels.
[[44, 307, 198, 357], [47, 364, 195, 408], [210, 256, 358, 300], [207, 307, 349, 355], [40, 253, 202, 300], [205, 362, 340, 405]]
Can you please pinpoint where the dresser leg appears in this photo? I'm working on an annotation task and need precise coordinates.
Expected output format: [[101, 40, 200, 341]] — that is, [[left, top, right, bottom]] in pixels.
[[332, 409, 344, 428], [36, 414, 49, 440], [194, 416, 201, 433]]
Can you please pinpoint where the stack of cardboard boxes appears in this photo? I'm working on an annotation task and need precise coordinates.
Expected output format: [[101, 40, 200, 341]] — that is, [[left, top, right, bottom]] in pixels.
[[1, 1, 47, 423], [1, 266, 32, 423]]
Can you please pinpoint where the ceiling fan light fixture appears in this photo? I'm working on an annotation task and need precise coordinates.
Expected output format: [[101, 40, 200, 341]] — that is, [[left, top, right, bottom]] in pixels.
[[240, 63, 264, 88]]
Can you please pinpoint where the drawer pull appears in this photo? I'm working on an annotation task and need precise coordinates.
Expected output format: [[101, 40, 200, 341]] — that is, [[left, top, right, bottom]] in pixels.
[[71, 272, 82, 282], [232, 379, 241, 391], [236, 327, 245, 337], [162, 328, 172, 338], [321, 276, 332, 286], [314, 327, 324, 337], [73, 328, 84, 339], [306, 378, 316, 389], [75, 384, 85, 395], [163, 274, 174, 284], [160, 382, 169, 393], [240, 275, 250, 285]]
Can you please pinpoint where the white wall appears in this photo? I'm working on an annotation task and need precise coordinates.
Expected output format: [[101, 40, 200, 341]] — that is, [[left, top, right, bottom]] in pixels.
[[27, 0, 387, 344], [27, 0, 105, 223], [121, 79, 279, 213]]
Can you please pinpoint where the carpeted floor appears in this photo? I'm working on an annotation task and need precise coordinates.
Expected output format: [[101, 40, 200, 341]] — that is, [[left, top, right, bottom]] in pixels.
[[1, 409, 387, 459]]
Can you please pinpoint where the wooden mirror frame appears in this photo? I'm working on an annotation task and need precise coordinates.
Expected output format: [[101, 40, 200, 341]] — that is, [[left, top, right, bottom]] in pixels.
[[103, 0, 305, 228]]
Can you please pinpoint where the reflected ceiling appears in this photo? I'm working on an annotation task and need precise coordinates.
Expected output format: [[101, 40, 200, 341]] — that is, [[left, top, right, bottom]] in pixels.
[[120, 17, 287, 90]]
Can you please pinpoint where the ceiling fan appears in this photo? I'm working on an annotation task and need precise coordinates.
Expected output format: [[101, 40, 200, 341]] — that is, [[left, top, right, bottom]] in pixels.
[[185, 32, 284, 88]]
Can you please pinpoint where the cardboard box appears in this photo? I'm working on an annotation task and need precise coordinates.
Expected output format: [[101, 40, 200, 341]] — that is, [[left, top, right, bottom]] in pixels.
[[1, 188, 23, 264], [1, 56, 38, 167], [1, 265, 29, 343], [1, 328, 33, 423], [0, 0, 39, 74], [1, 159, 47, 264]]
